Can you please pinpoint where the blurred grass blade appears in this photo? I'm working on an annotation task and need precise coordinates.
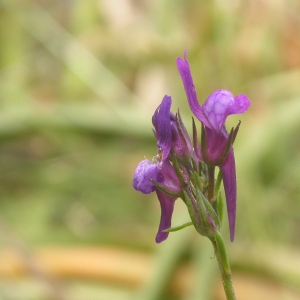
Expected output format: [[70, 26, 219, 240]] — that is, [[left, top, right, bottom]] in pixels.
[[1, 0, 139, 121]]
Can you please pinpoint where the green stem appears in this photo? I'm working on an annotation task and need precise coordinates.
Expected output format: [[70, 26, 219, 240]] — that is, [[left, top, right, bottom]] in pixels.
[[207, 166, 215, 203], [211, 231, 236, 300]]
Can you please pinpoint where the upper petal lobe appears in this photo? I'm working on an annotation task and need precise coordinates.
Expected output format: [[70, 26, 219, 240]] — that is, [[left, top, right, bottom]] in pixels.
[[152, 95, 172, 160], [176, 52, 211, 128]]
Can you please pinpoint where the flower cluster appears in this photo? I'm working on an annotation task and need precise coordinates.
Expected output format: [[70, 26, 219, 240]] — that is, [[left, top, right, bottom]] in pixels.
[[133, 51, 250, 243]]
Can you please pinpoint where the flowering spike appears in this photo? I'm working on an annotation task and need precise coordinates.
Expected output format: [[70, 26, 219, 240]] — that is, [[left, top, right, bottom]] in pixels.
[[133, 50, 250, 244]]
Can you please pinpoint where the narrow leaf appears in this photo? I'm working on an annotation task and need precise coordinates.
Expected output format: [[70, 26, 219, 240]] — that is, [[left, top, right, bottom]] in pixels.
[[163, 222, 193, 232]]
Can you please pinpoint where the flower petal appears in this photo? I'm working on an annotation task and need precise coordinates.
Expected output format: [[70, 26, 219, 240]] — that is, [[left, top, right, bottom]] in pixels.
[[219, 149, 236, 242], [203, 90, 235, 132], [226, 94, 251, 116], [204, 126, 228, 163], [203, 91, 251, 132], [176, 52, 211, 128], [160, 160, 182, 194], [133, 160, 163, 194], [155, 190, 176, 243], [152, 95, 172, 160]]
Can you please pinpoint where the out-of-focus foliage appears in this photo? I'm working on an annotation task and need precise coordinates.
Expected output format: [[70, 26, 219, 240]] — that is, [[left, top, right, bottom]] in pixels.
[[1, 0, 300, 299]]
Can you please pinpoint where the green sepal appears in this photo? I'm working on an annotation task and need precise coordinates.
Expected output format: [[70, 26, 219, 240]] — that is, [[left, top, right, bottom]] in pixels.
[[212, 199, 219, 219], [232, 121, 241, 144], [192, 118, 202, 159], [190, 171, 203, 191], [150, 179, 182, 198], [197, 161, 208, 186], [195, 187, 221, 235], [212, 191, 223, 226], [172, 153, 186, 186], [198, 160, 203, 175], [190, 157, 198, 174], [201, 190, 221, 230], [194, 187, 210, 236], [195, 171, 203, 191], [176, 110, 192, 150], [182, 190, 204, 235], [200, 123, 209, 163], [163, 222, 193, 232]]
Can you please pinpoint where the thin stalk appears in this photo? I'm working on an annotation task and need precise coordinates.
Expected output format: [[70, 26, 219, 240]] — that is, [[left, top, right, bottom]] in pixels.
[[207, 166, 215, 203], [211, 231, 236, 300]]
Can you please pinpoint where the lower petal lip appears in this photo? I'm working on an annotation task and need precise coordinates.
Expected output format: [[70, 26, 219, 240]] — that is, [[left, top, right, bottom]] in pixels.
[[155, 190, 176, 243], [132, 160, 162, 194]]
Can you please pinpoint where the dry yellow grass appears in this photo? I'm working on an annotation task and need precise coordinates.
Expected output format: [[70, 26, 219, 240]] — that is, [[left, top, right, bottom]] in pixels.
[[1, 246, 300, 300]]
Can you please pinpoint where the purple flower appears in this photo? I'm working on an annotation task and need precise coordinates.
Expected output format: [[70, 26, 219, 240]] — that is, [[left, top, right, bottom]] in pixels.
[[133, 95, 183, 243], [176, 52, 250, 241], [133, 95, 173, 194], [133, 160, 163, 194]]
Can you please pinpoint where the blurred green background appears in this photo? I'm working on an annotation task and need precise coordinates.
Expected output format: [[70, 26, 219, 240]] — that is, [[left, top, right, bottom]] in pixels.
[[1, 0, 300, 299]]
